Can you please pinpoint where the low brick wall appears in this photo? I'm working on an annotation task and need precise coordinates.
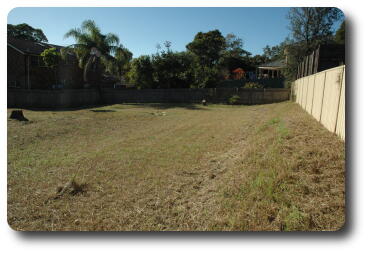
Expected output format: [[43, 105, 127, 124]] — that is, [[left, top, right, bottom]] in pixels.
[[8, 88, 290, 109]]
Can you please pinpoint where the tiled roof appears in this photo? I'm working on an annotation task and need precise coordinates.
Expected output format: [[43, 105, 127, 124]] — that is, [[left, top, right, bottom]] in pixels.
[[232, 68, 245, 73], [7, 37, 64, 55], [258, 59, 286, 68]]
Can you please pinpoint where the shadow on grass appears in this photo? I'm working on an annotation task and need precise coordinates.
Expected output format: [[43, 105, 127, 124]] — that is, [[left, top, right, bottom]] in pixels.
[[9, 103, 210, 112], [90, 109, 116, 113], [9, 104, 110, 112], [120, 103, 209, 110]]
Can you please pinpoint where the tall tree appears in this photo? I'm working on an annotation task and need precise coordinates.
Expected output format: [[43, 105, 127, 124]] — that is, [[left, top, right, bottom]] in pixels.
[[186, 30, 226, 87], [163, 41, 172, 52], [283, 7, 343, 84], [335, 21, 345, 44], [127, 55, 155, 89], [249, 54, 268, 67], [7, 23, 48, 42], [62, 20, 120, 88], [263, 45, 283, 61], [287, 7, 343, 48], [219, 33, 253, 74], [151, 51, 194, 89], [105, 45, 133, 81], [186, 30, 226, 67], [224, 33, 251, 58]]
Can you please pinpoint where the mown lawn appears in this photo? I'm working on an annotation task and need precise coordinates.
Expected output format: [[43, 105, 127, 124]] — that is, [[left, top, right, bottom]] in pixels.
[[7, 102, 345, 231]]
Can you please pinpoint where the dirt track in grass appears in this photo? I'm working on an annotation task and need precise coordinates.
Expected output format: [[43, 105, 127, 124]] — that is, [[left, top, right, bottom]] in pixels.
[[7, 101, 345, 231]]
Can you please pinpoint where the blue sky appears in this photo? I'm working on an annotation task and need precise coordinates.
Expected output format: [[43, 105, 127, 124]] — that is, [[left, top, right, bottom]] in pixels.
[[7, 7, 335, 58]]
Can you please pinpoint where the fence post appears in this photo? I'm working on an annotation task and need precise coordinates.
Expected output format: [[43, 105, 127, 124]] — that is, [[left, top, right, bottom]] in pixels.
[[319, 71, 327, 123], [271, 89, 273, 103], [304, 76, 309, 110], [334, 67, 344, 133], [310, 74, 316, 113]]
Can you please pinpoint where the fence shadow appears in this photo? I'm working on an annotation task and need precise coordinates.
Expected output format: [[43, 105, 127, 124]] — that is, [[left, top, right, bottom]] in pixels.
[[120, 103, 210, 110], [90, 109, 116, 113], [10, 102, 211, 112], [11, 103, 111, 112]]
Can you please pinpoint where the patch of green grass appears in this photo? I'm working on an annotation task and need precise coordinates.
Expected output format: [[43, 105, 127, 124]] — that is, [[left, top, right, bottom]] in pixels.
[[257, 116, 289, 143], [257, 117, 280, 132], [282, 206, 309, 231], [251, 170, 277, 199], [276, 120, 289, 142]]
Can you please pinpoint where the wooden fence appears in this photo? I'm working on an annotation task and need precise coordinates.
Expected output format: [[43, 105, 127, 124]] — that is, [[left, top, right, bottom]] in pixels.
[[8, 88, 290, 109], [292, 65, 345, 140], [296, 44, 345, 79]]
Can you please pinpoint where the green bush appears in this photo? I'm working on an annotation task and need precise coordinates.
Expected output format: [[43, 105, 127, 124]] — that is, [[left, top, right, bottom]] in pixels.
[[126, 55, 155, 89], [244, 82, 264, 89], [228, 95, 241, 105]]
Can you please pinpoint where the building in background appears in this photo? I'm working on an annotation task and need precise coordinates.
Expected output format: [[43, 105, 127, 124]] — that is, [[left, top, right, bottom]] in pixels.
[[256, 59, 286, 79], [7, 37, 82, 89], [231, 68, 246, 80]]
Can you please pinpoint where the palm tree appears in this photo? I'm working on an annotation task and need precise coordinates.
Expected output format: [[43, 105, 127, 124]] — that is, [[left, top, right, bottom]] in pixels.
[[62, 20, 120, 88], [105, 45, 133, 84]]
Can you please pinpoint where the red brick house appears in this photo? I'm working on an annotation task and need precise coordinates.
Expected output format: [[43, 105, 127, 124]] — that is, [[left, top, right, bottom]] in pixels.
[[7, 37, 83, 89]]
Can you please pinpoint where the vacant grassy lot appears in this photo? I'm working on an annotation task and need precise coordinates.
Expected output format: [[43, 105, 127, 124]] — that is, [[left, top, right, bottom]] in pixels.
[[7, 102, 345, 231]]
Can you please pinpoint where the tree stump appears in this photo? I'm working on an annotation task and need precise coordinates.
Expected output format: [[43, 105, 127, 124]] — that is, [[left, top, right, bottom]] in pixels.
[[9, 110, 28, 121]]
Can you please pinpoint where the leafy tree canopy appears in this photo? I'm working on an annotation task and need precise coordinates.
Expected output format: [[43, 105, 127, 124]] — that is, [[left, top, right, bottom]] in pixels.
[[281, 7, 343, 84], [263, 45, 284, 62], [127, 55, 155, 89], [63, 19, 120, 70], [151, 50, 194, 89], [105, 45, 133, 78], [63, 19, 122, 86], [8, 23, 48, 42], [335, 21, 345, 44], [287, 7, 343, 49], [40, 47, 60, 68], [224, 33, 251, 58], [186, 30, 226, 67]]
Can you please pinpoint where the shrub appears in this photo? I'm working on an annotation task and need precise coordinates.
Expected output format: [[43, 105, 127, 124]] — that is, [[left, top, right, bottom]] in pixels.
[[244, 82, 264, 89], [228, 95, 240, 105], [127, 55, 155, 89]]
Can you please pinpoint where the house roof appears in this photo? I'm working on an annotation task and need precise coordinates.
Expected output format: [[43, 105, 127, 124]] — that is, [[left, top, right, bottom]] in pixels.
[[258, 59, 286, 70], [232, 68, 245, 73], [7, 37, 64, 55]]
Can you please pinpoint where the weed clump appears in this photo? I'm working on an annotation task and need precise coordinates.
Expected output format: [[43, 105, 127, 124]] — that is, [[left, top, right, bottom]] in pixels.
[[54, 179, 86, 199], [228, 95, 241, 105], [281, 206, 309, 231]]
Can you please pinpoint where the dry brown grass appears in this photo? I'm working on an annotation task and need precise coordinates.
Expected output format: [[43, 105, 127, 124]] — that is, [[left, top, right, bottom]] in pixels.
[[7, 102, 345, 231]]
